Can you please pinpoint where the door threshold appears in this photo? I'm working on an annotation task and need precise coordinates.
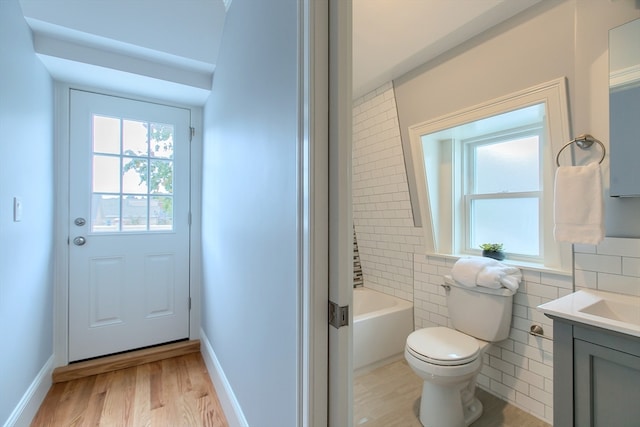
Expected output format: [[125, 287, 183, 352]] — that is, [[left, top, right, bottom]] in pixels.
[[52, 339, 200, 383]]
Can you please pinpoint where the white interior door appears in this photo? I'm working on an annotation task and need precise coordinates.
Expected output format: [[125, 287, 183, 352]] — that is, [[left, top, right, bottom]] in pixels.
[[68, 89, 191, 362]]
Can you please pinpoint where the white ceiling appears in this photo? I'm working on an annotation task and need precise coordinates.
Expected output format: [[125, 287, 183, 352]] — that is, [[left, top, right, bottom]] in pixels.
[[18, 0, 541, 104]]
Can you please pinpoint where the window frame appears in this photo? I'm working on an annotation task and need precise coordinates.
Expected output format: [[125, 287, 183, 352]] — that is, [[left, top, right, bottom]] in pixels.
[[462, 126, 544, 261], [406, 78, 572, 272]]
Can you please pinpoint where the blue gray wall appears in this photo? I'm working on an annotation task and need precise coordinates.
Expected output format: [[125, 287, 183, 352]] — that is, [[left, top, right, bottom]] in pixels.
[[201, 0, 301, 425], [0, 0, 55, 424]]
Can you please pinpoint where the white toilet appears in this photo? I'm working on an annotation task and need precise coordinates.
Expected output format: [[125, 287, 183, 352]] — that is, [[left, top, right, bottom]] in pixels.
[[405, 275, 515, 427]]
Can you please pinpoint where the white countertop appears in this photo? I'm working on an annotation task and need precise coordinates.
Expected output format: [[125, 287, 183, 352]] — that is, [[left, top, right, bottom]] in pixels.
[[537, 289, 640, 338]]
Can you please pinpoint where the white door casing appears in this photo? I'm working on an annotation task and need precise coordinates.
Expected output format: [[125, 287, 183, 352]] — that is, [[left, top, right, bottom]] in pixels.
[[68, 89, 191, 361], [328, 0, 353, 426]]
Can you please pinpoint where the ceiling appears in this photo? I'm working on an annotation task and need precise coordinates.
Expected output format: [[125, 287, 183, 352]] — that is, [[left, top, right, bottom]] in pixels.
[[18, 0, 541, 104]]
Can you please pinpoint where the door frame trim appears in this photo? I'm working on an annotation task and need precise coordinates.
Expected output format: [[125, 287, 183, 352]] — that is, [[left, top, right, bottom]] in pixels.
[[53, 83, 203, 367]]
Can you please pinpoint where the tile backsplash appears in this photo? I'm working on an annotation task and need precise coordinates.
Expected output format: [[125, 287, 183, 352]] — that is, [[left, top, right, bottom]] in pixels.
[[574, 237, 640, 296]]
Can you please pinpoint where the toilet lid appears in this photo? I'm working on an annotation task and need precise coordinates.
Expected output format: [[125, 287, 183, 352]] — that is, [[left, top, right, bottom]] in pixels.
[[407, 327, 480, 366]]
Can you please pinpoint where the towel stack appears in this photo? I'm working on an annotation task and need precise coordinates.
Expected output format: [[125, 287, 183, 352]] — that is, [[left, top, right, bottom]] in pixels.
[[451, 256, 521, 292]]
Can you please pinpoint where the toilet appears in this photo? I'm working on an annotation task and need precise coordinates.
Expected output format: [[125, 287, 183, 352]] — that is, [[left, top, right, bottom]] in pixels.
[[405, 275, 515, 427]]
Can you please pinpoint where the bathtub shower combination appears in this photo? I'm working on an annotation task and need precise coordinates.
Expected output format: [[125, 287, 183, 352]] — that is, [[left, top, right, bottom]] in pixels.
[[353, 287, 414, 371]]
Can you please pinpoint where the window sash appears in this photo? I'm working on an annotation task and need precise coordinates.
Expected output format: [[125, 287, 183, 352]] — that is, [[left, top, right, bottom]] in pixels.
[[463, 191, 542, 260]]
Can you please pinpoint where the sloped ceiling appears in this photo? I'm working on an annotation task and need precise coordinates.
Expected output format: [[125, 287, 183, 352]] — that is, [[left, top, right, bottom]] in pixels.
[[352, 0, 542, 98], [18, 0, 541, 104]]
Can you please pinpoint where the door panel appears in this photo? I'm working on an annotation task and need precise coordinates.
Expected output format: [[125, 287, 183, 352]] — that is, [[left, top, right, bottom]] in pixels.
[[68, 89, 191, 361]]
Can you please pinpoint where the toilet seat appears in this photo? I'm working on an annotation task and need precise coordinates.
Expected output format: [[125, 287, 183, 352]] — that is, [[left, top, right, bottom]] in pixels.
[[406, 327, 480, 366]]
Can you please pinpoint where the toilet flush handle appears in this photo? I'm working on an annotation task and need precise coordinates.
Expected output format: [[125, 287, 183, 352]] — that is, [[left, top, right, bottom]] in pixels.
[[441, 283, 451, 292]]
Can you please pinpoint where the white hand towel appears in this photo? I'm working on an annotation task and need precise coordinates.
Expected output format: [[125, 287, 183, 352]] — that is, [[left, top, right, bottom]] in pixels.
[[554, 162, 604, 245]]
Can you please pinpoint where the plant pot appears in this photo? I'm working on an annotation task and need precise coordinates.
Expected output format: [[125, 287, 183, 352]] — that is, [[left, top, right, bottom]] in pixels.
[[482, 250, 505, 261]]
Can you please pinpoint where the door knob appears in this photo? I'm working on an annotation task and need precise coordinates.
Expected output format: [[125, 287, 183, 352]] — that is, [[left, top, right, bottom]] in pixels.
[[73, 236, 86, 246]]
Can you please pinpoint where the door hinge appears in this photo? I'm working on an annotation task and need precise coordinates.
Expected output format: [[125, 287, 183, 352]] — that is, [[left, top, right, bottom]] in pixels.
[[189, 297, 192, 311], [329, 300, 349, 329], [188, 212, 192, 226], [189, 126, 195, 142]]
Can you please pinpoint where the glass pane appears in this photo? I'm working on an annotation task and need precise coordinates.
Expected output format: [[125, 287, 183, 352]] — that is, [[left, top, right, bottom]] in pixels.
[[150, 123, 174, 159], [150, 196, 173, 231], [93, 155, 120, 193], [150, 160, 173, 194], [123, 119, 148, 156], [122, 195, 148, 231], [470, 197, 539, 256], [122, 158, 148, 194], [91, 194, 120, 232], [93, 115, 120, 154], [474, 136, 540, 193]]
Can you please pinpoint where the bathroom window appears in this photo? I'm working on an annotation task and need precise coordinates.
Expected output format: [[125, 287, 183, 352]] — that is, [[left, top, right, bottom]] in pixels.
[[407, 79, 572, 270], [463, 123, 543, 258]]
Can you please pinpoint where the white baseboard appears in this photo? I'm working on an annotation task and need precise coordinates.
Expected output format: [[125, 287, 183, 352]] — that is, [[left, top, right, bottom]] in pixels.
[[199, 329, 249, 427], [3, 355, 54, 427]]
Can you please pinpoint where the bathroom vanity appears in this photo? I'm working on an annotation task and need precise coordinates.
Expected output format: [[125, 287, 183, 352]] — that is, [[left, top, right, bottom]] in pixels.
[[538, 290, 640, 427]]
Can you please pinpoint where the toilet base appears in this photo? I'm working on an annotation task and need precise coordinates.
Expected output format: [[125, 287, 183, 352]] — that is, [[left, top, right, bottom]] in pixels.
[[418, 380, 484, 427]]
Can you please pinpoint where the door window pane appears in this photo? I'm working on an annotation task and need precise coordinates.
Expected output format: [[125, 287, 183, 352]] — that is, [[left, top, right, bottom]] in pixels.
[[150, 123, 174, 159], [150, 196, 173, 230], [122, 195, 148, 231], [123, 119, 149, 156], [93, 116, 120, 154], [91, 194, 120, 232], [93, 155, 120, 193], [150, 160, 173, 194], [122, 158, 148, 194]]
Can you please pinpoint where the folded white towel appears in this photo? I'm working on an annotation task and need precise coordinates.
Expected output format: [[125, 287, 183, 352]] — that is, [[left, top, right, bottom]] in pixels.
[[451, 256, 521, 292], [554, 162, 604, 245], [477, 265, 522, 292], [451, 256, 499, 287]]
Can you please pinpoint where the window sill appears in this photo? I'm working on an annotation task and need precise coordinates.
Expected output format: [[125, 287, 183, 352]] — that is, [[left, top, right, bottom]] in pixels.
[[425, 252, 573, 277]]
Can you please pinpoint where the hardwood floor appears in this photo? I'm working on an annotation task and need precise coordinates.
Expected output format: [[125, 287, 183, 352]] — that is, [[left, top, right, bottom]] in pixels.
[[31, 352, 228, 427], [354, 359, 551, 427]]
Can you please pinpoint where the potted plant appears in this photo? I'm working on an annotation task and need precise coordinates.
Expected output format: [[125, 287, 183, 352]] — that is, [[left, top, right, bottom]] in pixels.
[[479, 243, 505, 261]]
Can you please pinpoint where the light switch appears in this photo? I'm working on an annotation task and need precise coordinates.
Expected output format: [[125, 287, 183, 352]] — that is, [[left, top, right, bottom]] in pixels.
[[13, 197, 22, 222]]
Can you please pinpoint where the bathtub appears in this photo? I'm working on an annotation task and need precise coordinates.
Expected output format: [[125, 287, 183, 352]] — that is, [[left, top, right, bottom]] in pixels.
[[353, 287, 414, 371]]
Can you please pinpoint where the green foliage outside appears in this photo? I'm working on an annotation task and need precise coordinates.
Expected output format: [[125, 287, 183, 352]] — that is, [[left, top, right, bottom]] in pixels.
[[122, 123, 174, 221]]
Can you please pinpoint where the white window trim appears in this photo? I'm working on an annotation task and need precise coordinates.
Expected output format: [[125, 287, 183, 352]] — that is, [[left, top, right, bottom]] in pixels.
[[407, 78, 572, 272]]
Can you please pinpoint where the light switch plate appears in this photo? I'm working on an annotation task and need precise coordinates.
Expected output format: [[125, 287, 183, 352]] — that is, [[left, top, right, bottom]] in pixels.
[[13, 197, 22, 222]]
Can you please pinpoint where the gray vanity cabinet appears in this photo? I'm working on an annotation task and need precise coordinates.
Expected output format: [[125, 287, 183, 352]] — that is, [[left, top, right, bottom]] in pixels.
[[550, 317, 640, 427]]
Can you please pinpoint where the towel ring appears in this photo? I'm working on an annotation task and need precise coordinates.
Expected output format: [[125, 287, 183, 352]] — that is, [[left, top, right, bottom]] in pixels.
[[555, 134, 606, 167]]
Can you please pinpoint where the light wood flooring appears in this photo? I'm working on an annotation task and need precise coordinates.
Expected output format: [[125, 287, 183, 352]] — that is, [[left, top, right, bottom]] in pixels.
[[354, 359, 551, 427], [31, 352, 228, 427]]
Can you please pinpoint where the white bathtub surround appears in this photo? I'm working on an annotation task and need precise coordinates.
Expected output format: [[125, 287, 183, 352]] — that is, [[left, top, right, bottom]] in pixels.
[[353, 287, 413, 372], [352, 82, 425, 301], [574, 237, 640, 297]]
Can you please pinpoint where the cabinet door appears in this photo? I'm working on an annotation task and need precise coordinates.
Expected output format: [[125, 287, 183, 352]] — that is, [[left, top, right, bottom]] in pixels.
[[574, 339, 640, 427]]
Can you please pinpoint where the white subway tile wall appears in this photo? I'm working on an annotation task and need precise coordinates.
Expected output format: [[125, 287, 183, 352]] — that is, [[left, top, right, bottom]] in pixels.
[[574, 237, 640, 296], [352, 82, 424, 301]]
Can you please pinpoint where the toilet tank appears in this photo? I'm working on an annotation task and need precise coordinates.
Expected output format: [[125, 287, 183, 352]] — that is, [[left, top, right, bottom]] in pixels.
[[444, 276, 515, 342]]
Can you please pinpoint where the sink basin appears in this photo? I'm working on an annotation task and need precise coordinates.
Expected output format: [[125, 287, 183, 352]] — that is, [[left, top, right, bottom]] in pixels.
[[579, 299, 640, 326], [538, 289, 640, 338]]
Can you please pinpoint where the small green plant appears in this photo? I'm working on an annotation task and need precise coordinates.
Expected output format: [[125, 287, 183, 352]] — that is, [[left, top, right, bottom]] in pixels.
[[479, 243, 504, 252]]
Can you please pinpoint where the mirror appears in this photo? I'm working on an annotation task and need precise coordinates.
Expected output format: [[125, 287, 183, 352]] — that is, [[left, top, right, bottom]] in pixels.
[[609, 18, 640, 197]]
